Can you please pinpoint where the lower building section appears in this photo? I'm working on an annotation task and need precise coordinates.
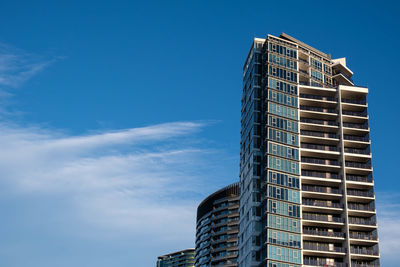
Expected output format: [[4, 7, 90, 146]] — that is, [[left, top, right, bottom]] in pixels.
[[195, 183, 239, 267], [157, 249, 195, 267]]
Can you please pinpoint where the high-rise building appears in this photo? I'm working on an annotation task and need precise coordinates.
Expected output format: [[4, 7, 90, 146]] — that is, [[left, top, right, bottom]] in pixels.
[[195, 183, 240, 267], [157, 249, 195, 267], [239, 33, 379, 267]]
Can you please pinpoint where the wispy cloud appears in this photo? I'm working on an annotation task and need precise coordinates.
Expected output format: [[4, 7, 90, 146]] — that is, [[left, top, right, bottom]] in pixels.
[[376, 192, 400, 266], [0, 122, 228, 244], [0, 43, 52, 88]]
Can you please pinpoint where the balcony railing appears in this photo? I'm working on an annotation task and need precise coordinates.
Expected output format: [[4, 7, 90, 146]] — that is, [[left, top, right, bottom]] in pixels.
[[301, 143, 339, 151], [348, 217, 376, 226], [344, 147, 370, 155], [346, 175, 373, 183], [301, 130, 340, 139], [350, 232, 377, 240], [345, 161, 372, 169], [302, 170, 341, 179], [304, 257, 345, 267], [300, 69, 309, 75], [347, 189, 374, 197], [299, 58, 309, 65], [304, 243, 345, 252], [303, 199, 342, 208], [342, 110, 368, 117], [301, 118, 339, 126], [344, 135, 369, 142], [300, 94, 338, 102], [348, 203, 375, 212], [303, 229, 345, 238], [352, 263, 379, 267], [343, 122, 369, 130], [302, 185, 341, 194], [342, 98, 367, 105], [351, 247, 379, 256], [302, 157, 340, 166], [300, 105, 337, 114], [303, 213, 344, 223]]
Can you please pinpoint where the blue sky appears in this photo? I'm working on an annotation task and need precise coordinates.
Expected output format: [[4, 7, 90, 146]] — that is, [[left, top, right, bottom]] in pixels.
[[0, 0, 399, 266]]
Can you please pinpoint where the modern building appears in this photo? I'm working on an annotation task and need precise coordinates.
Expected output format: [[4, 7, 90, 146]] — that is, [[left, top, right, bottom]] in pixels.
[[195, 183, 240, 267], [157, 249, 195, 267], [239, 33, 379, 267]]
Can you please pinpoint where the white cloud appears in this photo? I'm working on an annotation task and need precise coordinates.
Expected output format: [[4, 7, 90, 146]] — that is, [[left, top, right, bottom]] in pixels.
[[0, 43, 52, 88], [0, 121, 222, 245], [376, 192, 400, 266]]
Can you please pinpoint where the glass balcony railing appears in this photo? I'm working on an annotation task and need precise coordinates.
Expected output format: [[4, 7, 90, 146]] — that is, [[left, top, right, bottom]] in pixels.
[[352, 263, 380, 267], [350, 232, 377, 240], [301, 143, 339, 151], [304, 243, 345, 252], [342, 110, 368, 117], [344, 147, 370, 155], [301, 118, 339, 126], [345, 161, 372, 169], [303, 229, 345, 238], [302, 185, 341, 194], [347, 189, 374, 197], [304, 258, 345, 267], [348, 217, 376, 226], [303, 199, 342, 208], [302, 170, 341, 179], [344, 135, 369, 142], [346, 175, 373, 183], [300, 94, 338, 102], [303, 213, 344, 223], [348, 203, 375, 212], [351, 247, 379, 256], [300, 105, 337, 113], [302, 157, 340, 166], [301, 130, 340, 139], [342, 98, 367, 105], [343, 122, 369, 130]]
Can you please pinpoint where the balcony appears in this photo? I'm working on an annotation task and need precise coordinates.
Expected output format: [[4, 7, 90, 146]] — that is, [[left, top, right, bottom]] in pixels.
[[347, 190, 374, 198], [344, 135, 369, 142], [304, 243, 345, 253], [304, 258, 345, 267], [348, 217, 376, 226], [300, 94, 338, 102], [351, 263, 379, 267], [300, 105, 337, 114], [302, 143, 339, 152], [348, 203, 375, 212], [342, 110, 368, 117], [350, 232, 378, 241], [303, 199, 342, 209], [346, 175, 373, 183], [344, 147, 370, 155], [301, 118, 339, 126], [302, 157, 340, 166], [351, 247, 379, 256], [302, 170, 341, 179], [343, 122, 369, 130], [303, 229, 345, 238], [302, 185, 341, 194], [299, 58, 309, 65], [301, 130, 339, 139], [345, 161, 372, 169], [342, 98, 367, 105], [300, 69, 309, 76], [303, 213, 344, 223]]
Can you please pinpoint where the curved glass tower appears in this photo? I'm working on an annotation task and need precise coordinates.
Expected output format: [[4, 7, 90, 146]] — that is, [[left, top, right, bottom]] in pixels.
[[195, 183, 240, 267]]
